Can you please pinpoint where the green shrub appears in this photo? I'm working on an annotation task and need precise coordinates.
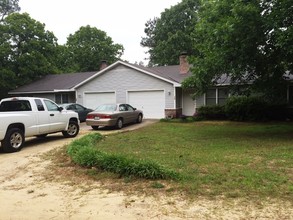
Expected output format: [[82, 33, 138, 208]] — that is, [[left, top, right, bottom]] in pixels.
[[197, 105, 226, 120], [225, 96, 268, 121], [67, 133, 179, 180]]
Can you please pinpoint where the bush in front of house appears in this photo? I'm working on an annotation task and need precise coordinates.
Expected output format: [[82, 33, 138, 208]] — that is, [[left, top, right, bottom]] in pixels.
[[67, 133, 179, 180], [196, 105, 227, 120], [224, 96, 283, 121], [265, 104, 292, 121]]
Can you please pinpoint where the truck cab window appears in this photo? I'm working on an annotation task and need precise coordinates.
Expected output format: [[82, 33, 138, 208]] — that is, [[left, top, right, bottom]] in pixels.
[[34, 99, 45, 111], [0, 100, 32, 111], [44, 100, 59, 111]]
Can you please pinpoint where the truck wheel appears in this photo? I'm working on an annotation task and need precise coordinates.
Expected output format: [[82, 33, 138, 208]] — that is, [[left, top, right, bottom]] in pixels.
[[1, 128, 24, 153], [62, 121, 79, 138]]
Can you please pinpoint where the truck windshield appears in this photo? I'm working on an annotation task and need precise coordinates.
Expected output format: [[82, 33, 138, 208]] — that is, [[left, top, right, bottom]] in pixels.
[[0, 100, 32, 112]]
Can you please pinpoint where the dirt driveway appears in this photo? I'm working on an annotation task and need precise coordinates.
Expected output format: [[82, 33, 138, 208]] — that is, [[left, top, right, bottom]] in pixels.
[[0, 120, 292, 220]]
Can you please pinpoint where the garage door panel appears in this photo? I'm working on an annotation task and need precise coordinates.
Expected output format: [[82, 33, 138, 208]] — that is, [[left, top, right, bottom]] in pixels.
[[128, 91, 164, 119], [84, 92, 115, 110]]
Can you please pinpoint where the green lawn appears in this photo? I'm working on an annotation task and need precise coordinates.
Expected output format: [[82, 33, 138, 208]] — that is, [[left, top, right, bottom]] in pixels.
[[82, 121, 293, 201]]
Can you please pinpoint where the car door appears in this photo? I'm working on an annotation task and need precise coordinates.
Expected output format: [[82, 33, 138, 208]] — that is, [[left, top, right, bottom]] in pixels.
[[126, 104, 138, 122], [43, 99, 67, 132], [119, 104, 134, 124], [75, 104, 88, 122]]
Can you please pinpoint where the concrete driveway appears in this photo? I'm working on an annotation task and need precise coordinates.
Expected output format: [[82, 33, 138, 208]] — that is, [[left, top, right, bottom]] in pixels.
[[79, 119, 158, 135]]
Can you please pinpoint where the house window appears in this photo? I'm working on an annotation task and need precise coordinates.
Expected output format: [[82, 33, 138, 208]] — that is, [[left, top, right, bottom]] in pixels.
[[55, 93, 69, 104], [206, 89, 217, 106], [205, 88, 228, 106], [218, 88, 229, 105]]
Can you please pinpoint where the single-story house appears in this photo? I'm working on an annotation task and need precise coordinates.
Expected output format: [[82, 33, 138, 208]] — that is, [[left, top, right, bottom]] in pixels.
[[8, 55, 293, 119]]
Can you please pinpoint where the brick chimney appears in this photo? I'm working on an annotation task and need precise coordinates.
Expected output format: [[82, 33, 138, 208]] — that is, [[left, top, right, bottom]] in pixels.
[[100, 60, 108, 70], [179, 52, 189, 74]]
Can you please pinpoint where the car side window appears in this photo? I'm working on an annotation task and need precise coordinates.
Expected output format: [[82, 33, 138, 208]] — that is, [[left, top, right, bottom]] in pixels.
[[75, 105, 84, 111], [119, 104, 128, 111], [67, 105, 76, 110], [44, 100, 59, 111], [34, 99, 45, 111], [127, 104, 134, 111]]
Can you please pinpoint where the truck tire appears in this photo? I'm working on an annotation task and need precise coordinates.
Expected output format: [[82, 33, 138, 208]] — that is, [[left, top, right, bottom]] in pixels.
[[62, 120, 79, 138], [1, 128, 24, 153]]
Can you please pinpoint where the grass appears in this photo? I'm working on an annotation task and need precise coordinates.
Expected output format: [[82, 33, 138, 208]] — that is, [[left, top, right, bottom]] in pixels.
[[76, 120, 293, 201]]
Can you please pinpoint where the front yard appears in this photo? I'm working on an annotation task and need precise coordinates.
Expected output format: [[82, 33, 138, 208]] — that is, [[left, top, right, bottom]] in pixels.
[[2, 120, 292, 219], [70, 120, 293, 202]]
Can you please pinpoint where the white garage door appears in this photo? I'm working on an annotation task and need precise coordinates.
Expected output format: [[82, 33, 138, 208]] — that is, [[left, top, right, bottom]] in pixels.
[[128, 90, 165, 119], [84, 92, 116, 110]]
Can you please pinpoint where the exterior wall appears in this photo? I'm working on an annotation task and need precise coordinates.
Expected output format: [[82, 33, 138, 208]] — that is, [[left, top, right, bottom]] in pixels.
[[76, 65, 175, 109], [165, 108, 182, 118]]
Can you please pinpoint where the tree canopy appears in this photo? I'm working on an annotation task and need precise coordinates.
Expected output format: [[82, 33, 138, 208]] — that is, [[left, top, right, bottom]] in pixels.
[[0, 13, 59, 97], [141, 0, 200, 66], [0, 0, 20, 21], [182, 0, 293, 102], [66, 25, 124, 72]]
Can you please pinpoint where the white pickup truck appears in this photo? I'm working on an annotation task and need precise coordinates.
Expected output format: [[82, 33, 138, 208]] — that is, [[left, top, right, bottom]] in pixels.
[[0, 97, 80, 153]]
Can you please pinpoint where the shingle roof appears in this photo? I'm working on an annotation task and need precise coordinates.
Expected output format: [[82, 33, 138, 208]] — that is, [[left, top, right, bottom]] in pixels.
[[10, 71, 97, 93], [129, 63, 192, 83]]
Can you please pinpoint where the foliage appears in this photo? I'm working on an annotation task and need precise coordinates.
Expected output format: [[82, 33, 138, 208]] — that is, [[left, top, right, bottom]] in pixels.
[[0, 0, 20, 21], [0, 13, 59, 97], [197, 105, 226, 120], [67, 133, 179, 180], [182, 0, 293, 102], [141, 0, 200, 66], [66, 25, 124, 72], [224, 96, 269, 121]]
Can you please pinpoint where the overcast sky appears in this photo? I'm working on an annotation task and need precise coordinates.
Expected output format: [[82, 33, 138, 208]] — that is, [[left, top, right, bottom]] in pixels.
[[19, 0, 180, 64]]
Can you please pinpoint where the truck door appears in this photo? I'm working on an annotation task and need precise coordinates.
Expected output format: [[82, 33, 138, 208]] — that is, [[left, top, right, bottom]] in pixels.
[[43, 100, 67, 132], [34, 99, 51, 134]]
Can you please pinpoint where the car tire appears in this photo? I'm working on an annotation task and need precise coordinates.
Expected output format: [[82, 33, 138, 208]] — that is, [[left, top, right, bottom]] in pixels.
[[62, 120, 79, 138], [116, 118, 123, 129], [91, 126, 99, 130], [1, 128, 24, 153], [137, 114, 143, 123]]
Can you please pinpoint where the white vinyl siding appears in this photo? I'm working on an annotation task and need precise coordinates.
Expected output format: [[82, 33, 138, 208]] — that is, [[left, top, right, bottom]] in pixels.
[[76, 65, 174, 110], [127, 90, 165, 119]]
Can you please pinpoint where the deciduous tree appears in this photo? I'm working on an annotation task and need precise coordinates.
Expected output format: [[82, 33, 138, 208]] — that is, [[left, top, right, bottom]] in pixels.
[[0, 13, 59, 97], [182, 0, 293, 102], [0, 0, 20, 21], [141, 0, 200, 66], [66, 25, 124, 72]]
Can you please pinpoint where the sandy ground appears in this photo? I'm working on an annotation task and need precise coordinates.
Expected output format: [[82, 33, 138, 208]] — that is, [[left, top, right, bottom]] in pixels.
[[0, 121, 292, 220]]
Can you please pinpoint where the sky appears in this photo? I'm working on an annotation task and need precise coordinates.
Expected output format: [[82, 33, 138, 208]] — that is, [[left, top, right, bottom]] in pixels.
[[19, 0, 181, 64]]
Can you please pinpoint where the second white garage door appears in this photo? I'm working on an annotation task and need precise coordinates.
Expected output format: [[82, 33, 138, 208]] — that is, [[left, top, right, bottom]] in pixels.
[[128, 90, 165, 119], [84, 92, 116, 110]]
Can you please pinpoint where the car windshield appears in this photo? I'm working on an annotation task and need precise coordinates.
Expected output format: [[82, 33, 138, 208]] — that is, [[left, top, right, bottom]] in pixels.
[[95, 104, 117, 112]]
